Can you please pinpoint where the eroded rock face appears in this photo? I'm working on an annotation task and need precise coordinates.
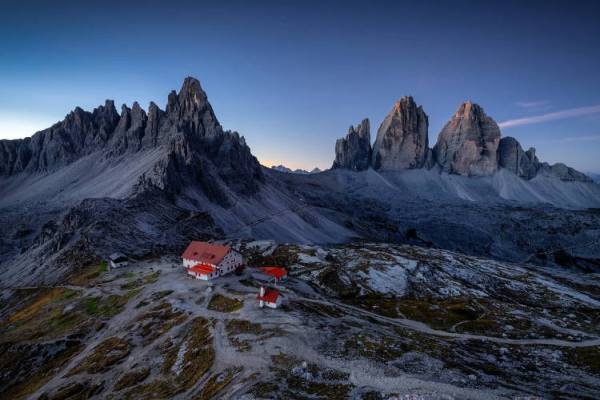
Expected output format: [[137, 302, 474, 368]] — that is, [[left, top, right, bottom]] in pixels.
[[332, 119, 371, 171], [498, 137, 540, 179], [433, 102, 501, 176], [372, 96, 430, 170], [539, 163, 593, 183], [0, 77, 263, 202]]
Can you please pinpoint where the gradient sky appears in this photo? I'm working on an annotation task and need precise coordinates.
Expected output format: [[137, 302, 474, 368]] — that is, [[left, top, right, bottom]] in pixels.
[[1, 0, 599, 172]]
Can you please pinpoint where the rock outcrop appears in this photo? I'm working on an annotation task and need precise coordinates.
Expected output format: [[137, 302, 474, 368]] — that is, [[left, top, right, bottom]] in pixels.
[[433, 101, 501, 176], [539, 163, 593, 183], [332, 119, 371, 171], [498, 136, 592, 182], [372, 97, 431, 170], [498, 137, 540, 179]]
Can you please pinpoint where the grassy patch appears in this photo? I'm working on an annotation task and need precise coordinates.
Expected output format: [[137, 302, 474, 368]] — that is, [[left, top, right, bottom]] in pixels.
[[39, 381, 104, 400], [114, 368, 150, 391], [154, 317, 215, 398], [144, 271, 160, 284], [193, 366, 242, 399], [246, 245, 299, 268], [135, 301, 187, 344], [396, 298, 481, 330], [224, 319, 284, 351], [67, 262, 108, 286], [68, 336, 130, 376], [1, 288, 90, 342], [207, 294, 243, 313], [125, 379, 177, 400], [343, 333, 406, 363], [83, 288, 141, 319]]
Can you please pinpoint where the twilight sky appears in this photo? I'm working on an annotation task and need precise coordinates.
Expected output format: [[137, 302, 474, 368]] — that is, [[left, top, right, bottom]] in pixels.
[[1, 0, 599, 172]]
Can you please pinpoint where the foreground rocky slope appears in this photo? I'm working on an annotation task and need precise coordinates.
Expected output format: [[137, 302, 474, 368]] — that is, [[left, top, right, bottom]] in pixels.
[[1, 241, 600, 399]]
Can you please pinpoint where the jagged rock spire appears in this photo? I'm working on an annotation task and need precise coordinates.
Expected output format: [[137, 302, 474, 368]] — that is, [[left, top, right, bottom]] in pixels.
[[332, 118, 371, 171], [372, 96, 431, 171]]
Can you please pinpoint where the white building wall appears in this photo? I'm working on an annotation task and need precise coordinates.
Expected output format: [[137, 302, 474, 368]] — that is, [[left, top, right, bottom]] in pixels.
[[216, 251, 243, 276]]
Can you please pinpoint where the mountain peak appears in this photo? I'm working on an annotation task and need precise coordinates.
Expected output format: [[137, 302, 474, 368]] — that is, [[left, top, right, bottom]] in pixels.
[[178, 76, 208, 107], [372, 96, 430, 171], [434, 101, 500, 176]]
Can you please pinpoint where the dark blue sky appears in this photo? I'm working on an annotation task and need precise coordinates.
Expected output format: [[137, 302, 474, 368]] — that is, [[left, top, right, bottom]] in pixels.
[[1, 0, 599, 171]]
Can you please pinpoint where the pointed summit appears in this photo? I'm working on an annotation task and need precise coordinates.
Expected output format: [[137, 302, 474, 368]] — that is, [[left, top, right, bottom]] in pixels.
[[178, 76, 209, 109], [372, 96, 430, 170], [332, 118, 371, 171], [433, 101, 501, 176]]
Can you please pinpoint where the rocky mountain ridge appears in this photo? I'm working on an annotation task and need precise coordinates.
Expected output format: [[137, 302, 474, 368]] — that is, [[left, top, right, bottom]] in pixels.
[[332, 99, 592, 182], [1, 77, 600, 288], [0, 77, 264, 203]]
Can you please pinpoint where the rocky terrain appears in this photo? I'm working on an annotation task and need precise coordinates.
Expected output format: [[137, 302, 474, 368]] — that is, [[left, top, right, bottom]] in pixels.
[[1, 241, 600, 399], [1, 76, 600, 399]]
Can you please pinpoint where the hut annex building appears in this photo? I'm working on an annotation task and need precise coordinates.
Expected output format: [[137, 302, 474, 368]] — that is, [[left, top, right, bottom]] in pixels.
[[182, 241, 243, 281]]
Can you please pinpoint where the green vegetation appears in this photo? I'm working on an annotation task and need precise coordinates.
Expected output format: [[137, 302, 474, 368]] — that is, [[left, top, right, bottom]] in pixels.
[[68, 262, 108, 286], [207, 294, 243, 313], [129, 318, 215, 399], [1, 288, 90, 342], [39, 381, 104, 400], [114, 368, 150, 391], [136, 301, 187, 344], [395, 298, 481, 329], [68, 336, 130, 376], [246, 245, 299, 268], [193, 367, 242, 400]]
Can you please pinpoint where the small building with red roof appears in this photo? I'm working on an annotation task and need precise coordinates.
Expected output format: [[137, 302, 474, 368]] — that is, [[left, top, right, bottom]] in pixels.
[[182, 241, 243, 281], [257, 286, 282, 309], [259, 266, 287, 282]]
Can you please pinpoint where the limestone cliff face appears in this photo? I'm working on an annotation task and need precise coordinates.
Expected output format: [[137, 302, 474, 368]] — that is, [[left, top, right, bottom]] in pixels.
[[332, 118, 371, 171], [498, 136, 592, 182], [498, 137, 540, 179], [433, 102, 501, 176], [372, 96, 430, 171]]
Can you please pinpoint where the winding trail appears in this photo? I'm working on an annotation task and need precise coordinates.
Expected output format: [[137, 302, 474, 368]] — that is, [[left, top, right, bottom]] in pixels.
[[287, 291, 600, 348]]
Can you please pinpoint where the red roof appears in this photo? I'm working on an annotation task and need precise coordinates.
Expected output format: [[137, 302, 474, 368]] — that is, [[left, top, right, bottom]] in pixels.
[[257, 288, 280, 303], [260, 266, 287, 279], [182, 241, 230, 265], [189, 264, 216, 275]]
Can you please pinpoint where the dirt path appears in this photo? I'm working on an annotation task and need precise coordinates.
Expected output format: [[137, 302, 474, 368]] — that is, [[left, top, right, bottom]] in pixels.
[[290, 293, 600, 348]]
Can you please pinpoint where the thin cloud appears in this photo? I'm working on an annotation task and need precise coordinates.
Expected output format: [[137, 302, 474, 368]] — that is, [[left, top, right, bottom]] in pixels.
[[499, 104, 600, 129], [515, 100, 549, 109]]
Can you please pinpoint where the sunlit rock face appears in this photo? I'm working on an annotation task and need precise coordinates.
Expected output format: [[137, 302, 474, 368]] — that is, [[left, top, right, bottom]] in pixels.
[[371, 96, 431, 171], [433, 101, 501, 176], [332, 118, 372, 171], [498, 136, 540, 179]]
